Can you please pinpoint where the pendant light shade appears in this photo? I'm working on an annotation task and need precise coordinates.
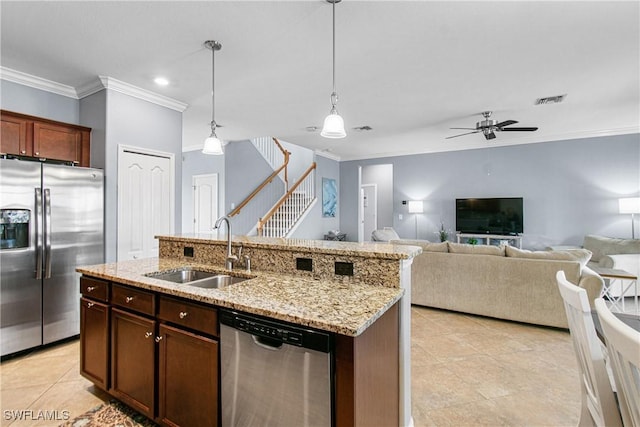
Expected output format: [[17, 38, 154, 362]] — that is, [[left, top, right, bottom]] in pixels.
[[202, 134, 224, 155], [321, 0, 346, 139], [321, 105, 346, 138], [203, 40, 224, 155]]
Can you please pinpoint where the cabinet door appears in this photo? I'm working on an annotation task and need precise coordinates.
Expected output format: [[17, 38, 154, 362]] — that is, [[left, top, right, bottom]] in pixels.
[[33, 121, 81, 164], [80, 298, 110, 390], [111, 308, 156, 419], [0, 114, 30, 156], [158, 323, 219, 427]]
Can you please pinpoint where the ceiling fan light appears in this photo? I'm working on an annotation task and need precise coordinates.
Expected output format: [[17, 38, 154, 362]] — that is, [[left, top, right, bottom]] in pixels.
[[202, 134, 224, 155], [321, 111, 346, 139]]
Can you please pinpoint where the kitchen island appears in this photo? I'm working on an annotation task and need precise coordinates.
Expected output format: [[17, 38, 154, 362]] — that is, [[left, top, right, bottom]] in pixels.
[[77, 235, 420, 427]]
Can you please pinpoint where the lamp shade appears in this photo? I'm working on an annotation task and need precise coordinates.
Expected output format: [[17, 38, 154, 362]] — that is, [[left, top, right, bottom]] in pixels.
[[408, 200, 424, 214], [619, 197, 640, 214], [202, 135, 224, 155], [321, 112, 346, 139]]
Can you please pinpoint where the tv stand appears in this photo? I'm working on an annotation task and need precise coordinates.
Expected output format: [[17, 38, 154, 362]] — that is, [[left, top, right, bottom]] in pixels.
[[456, 233, 522, 249]]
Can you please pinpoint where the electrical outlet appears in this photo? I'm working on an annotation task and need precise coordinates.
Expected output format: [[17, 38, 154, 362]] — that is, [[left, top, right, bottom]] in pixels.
[[399, 214, 403, 220], [296, 258, 313, 271], [335, 261, 354, 276]]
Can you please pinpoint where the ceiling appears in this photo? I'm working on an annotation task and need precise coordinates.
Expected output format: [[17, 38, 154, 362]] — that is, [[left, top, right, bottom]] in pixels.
[[1, 1, 638, 161]]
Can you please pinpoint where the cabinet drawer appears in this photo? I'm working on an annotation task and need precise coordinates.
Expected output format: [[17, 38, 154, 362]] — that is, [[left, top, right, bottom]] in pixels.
[[158, 296, 218, 337], [80, 276, 109, 302], [112, 284, 155, 315]]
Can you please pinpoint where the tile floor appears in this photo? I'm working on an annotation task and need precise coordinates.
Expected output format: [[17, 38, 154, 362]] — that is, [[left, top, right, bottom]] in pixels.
[[0, 306, 581, 427]]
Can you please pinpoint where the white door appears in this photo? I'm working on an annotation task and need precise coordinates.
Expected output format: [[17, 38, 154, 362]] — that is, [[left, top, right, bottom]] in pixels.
[[361, 184, 377, 241], [117, 146, 175, 261], [193, 173, 219, 233]]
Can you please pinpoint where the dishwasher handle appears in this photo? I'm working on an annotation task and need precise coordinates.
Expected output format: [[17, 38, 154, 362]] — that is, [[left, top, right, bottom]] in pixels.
[[252, 335, 284, 351]]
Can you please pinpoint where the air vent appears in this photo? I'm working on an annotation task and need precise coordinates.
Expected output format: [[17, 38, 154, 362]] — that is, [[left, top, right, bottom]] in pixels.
[[353, 125, 373, 131], [535, 94, 566, 105]]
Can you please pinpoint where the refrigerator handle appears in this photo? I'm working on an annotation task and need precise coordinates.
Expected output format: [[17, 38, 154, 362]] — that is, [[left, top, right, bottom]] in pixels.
[[35, 188, 43, 279], [44, 188, 52, 279]]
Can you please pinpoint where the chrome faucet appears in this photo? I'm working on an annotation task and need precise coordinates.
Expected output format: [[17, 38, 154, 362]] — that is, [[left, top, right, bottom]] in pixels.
[[214, 215, 237, 270]]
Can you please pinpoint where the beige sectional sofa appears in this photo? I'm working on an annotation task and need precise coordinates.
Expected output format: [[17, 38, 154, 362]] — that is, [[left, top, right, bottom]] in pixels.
[[391, 240, 603, 328]]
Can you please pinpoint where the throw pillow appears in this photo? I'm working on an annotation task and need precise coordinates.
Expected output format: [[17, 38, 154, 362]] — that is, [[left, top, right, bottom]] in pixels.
[[447, 242, 506, 256], [371, 227, 400, 242], [583, 234, 640, 262], [505, 246, 592, 268]]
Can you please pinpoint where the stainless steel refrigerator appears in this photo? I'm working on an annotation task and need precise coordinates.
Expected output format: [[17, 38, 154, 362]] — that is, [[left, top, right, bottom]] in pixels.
[[0, 158, 104, 357]]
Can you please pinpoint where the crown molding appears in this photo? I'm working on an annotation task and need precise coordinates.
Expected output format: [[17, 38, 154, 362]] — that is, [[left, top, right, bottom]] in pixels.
[[89, 76, 189, 112], [0, 67, 78, 99], [315, 149, 341, 162], [0, 67, 189, 112], [182, 144, 204, 153]]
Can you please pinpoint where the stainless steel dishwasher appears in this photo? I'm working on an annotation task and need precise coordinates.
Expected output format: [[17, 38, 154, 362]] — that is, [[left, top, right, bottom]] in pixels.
[[220, 310, 333, 426]]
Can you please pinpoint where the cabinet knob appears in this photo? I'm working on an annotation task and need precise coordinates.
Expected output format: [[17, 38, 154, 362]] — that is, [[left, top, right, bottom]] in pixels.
[[35, 152, 39, 155], [21, 150, 26, 154], [87, 286, 96, 292], [125, 296, 135, 303], [87, 302, 94, 308], [145, 332, 153, 339], [155, 336, 163, 343], [179, 311, 188, 319]]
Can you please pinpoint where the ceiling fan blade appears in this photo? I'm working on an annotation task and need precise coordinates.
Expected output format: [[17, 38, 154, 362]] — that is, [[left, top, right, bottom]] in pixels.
[[499, 127, 538, 132], [449, 127, 477, 130], [445, 131, 480, 139], [495, 120, 518, 128], [484, 131, 496, 140]]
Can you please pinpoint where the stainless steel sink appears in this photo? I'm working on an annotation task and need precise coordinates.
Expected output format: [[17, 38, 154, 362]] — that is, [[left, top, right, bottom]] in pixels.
[[187, 274, 246, 289], [146, 268, 249, 289]]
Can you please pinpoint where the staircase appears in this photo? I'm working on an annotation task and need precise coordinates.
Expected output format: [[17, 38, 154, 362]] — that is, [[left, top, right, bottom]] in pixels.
[[258, 161, 316, 238], [230, 137, 316, 238]]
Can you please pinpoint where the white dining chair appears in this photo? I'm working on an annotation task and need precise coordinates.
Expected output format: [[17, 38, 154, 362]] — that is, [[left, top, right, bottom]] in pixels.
[[595, 298, 640, 427], [556, 271, 623, 427]]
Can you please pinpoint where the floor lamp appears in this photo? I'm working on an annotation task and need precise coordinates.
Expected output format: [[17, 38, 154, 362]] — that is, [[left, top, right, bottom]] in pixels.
[[619, 197, 640, 239], [408, 201, 423, 239]]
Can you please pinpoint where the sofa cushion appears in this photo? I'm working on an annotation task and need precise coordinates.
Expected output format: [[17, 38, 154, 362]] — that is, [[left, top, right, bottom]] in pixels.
[[448, 242, 506, 256], [371, 227, 400, 242], [391, 239, 448, 252], [583, 234, 640, 262], [506, 246, 592, 268]]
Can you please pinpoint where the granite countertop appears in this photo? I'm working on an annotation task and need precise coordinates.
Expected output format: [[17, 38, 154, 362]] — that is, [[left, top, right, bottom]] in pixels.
[[77, 257, 404, 337], [158, 233, 422, 260]]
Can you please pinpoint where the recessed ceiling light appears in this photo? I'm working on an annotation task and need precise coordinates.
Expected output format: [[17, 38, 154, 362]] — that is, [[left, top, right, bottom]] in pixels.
[[154, 77, 170, 86]]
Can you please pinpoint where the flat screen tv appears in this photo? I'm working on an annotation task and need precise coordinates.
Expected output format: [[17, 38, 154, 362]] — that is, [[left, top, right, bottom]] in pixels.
[[456, 197, 523, 235]]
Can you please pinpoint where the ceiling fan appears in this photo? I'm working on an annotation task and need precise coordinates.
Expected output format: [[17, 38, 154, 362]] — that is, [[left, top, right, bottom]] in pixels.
[[446, 111, 538, 140]]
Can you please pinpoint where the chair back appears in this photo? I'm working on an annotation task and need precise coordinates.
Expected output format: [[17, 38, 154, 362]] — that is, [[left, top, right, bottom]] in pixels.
[[595, 298, 640, 427], [556, 271, 622, 426]]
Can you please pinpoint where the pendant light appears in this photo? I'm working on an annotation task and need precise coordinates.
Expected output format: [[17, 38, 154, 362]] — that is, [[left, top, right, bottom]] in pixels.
[[321, 0, 346, 139], [203, 40, 224, 155]]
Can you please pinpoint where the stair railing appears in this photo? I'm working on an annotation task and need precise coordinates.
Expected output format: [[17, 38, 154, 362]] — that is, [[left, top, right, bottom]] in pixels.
[[228, 137, 289, 217], [257, 162, 316, 237]]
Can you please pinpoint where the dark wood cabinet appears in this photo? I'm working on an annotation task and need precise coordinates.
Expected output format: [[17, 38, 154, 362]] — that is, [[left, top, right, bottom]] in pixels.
[[158, 323, 219, 427], [80, 275, 220, 426], [0, 110, 91, 167], [80, 297, 110, 390], [335, 303, 399, 427], [111, 307, 157, 419], [79, 274, 400, 427], [0, 113, 30, 156]]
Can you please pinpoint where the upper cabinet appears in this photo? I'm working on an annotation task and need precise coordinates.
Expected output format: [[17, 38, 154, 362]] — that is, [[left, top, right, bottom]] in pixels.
[[0, 110, 91, 167]]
